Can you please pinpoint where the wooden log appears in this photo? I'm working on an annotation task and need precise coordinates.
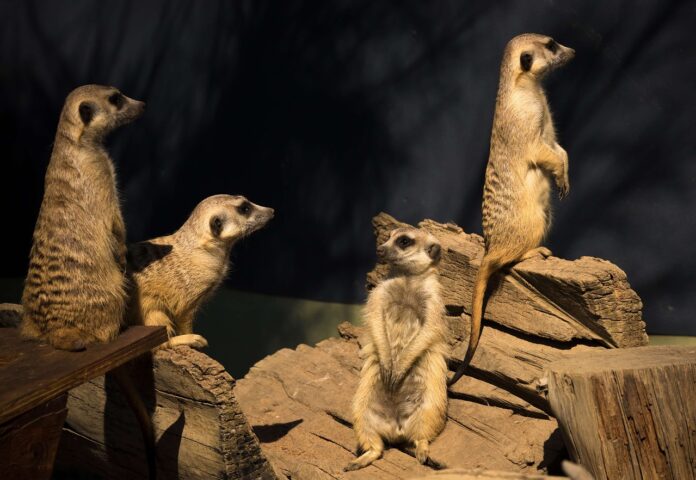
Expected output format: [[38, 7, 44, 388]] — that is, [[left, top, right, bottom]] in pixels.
[[55, 346, 277, 480], [368, 213, 647, 348], [411, 469, 567, 479], [235, 324, 566, 479], [546, 346, 696, 480], [445, 315, 594, 413]]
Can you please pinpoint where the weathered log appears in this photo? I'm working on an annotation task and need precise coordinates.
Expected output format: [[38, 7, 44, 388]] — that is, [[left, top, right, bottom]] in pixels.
[[368, 213, 647, 348], [411, 469, 567, 479], [546, 346, 696, 480], [235, 323, 565, 480], [55, 346, 277, 480]]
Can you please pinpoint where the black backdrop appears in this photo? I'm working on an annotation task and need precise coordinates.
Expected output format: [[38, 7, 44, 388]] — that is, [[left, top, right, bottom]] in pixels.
[[1, 0, 694, 335]]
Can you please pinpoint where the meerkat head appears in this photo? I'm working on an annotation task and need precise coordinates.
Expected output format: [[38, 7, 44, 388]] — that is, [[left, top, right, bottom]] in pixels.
[[61, 84, 145, 143], [505, 34, 574, 80], [377, 227, 441, 275], [183, 194, 274, 248]]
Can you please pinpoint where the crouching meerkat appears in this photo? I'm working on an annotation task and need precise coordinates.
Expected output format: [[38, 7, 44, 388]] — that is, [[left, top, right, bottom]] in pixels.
[[21, 85, 145, 350], [127, 194, 274, 348], [346, 227, 448, 471], [449, 34, 574, 386]]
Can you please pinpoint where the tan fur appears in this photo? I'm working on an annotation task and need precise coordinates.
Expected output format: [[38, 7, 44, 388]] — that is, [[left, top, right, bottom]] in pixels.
[[346, 227, 448, 471], [449, 34, 574, 387], [127, 195, 274, 348], [21, 84, 144, 351]]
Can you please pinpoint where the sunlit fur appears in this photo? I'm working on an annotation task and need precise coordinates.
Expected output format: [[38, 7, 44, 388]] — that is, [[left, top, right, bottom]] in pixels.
[[126, 194, 274, 348], [21, 85, 145, 351], [346, 227, 448, 471], [449, 34, 574, 387]]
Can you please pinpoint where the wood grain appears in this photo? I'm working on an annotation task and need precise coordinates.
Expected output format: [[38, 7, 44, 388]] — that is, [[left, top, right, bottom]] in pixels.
[[0, 325, 167, 424], [546, 346, 696, 480], [368, 213, 647, 348], [0, 394, 68, 480], [55, 345, 277, 480]]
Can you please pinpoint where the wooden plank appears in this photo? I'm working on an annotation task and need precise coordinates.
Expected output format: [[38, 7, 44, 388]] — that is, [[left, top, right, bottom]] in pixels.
[[0, 325, 167, 424], [368, 213, 647, 348], [55, 346, 277, 480], [0, 394, 68, 480], [546, 346, 696, 480]]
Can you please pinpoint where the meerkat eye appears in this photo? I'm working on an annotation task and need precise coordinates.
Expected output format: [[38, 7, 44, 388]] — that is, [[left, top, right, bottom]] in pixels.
[[520, 52, 533, 72], [78, 102, 95, 125], [545, 39, 559, 54], [396, 235, 414, 249], [210, 216, 224, 237], [108, 92, 124, 110], [237, 201, 252, 216]]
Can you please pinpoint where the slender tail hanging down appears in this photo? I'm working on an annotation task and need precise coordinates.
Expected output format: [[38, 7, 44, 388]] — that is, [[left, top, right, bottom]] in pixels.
[[112, 366, 157, 480], [448, 255, 499, 387]]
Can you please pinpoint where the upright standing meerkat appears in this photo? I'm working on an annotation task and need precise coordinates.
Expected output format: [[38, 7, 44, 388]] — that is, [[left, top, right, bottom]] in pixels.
[[127, 194, 274, 347], [346, 227, 448, 471], [449, 34, 574, 386], [21, 84, 145, 350]]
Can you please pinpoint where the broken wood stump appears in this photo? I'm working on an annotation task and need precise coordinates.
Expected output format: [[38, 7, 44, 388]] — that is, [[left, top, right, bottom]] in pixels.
[[54, 345, 277, 480], [546, 346, 696, 480]]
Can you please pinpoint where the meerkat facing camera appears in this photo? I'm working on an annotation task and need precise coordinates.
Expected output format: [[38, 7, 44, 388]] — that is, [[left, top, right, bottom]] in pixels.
[[127, 194, 274, 348], [346, 227, 448, 471], [449, 34, 574, 387], [21, 84, 145, 350]]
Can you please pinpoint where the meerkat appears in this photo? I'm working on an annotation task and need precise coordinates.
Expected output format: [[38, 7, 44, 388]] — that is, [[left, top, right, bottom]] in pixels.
[[21, 84, 144, 350], [449, 34, 574, 387], [18, 85, 157, 479], [345, 227, 448, 471], [126, 194, 274, 348]]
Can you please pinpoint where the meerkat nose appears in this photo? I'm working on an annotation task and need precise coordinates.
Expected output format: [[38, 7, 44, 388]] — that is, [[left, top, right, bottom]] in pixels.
[[377, 245, 387, 258]]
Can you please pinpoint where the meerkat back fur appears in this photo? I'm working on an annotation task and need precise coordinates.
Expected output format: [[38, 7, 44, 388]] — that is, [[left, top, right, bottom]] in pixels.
[[21, 84, 145, 351], [449, 34, 574, 386], [346, 227, 448, 471], [127, 194, 274, 348]]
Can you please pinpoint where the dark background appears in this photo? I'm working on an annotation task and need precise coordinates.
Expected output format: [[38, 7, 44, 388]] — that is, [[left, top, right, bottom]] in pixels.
[[1, 0, 694, 335]]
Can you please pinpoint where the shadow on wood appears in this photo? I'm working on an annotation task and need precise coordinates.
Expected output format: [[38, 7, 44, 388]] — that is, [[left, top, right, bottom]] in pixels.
[[55, 346, 277, 480]]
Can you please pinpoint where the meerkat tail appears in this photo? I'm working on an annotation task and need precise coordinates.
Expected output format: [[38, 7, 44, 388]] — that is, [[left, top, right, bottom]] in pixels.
[[448, 256, 498, 387], [112, 366, 157, 480]]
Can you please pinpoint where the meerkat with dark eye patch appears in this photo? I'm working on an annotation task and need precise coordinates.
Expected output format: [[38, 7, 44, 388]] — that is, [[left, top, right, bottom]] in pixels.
[[21, 84, 144, 350], [448, 34, 575, 387], [126, 194, 274, 348], [345, 227, 448, 471]]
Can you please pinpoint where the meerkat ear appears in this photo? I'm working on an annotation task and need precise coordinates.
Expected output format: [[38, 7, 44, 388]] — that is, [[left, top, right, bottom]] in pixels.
[[78, 102, 95, 125], [427, 243, 441, 262], [210, 216, 223, 237], [520, 52, 534, 72]]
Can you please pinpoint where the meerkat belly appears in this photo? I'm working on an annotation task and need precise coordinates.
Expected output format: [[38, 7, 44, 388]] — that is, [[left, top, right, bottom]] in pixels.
[[385, 301, 421, 361]]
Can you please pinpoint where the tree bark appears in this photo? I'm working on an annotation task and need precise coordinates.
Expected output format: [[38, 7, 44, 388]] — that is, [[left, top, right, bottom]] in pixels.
[[546, 346, 696, 480], [54, 346, 277, 480]]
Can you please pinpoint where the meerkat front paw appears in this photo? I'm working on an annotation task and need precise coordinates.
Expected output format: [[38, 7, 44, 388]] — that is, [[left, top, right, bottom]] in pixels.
[[556, 146, 570, 199], [557, 172, 570, 199], [169, 334, 209, 349]]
